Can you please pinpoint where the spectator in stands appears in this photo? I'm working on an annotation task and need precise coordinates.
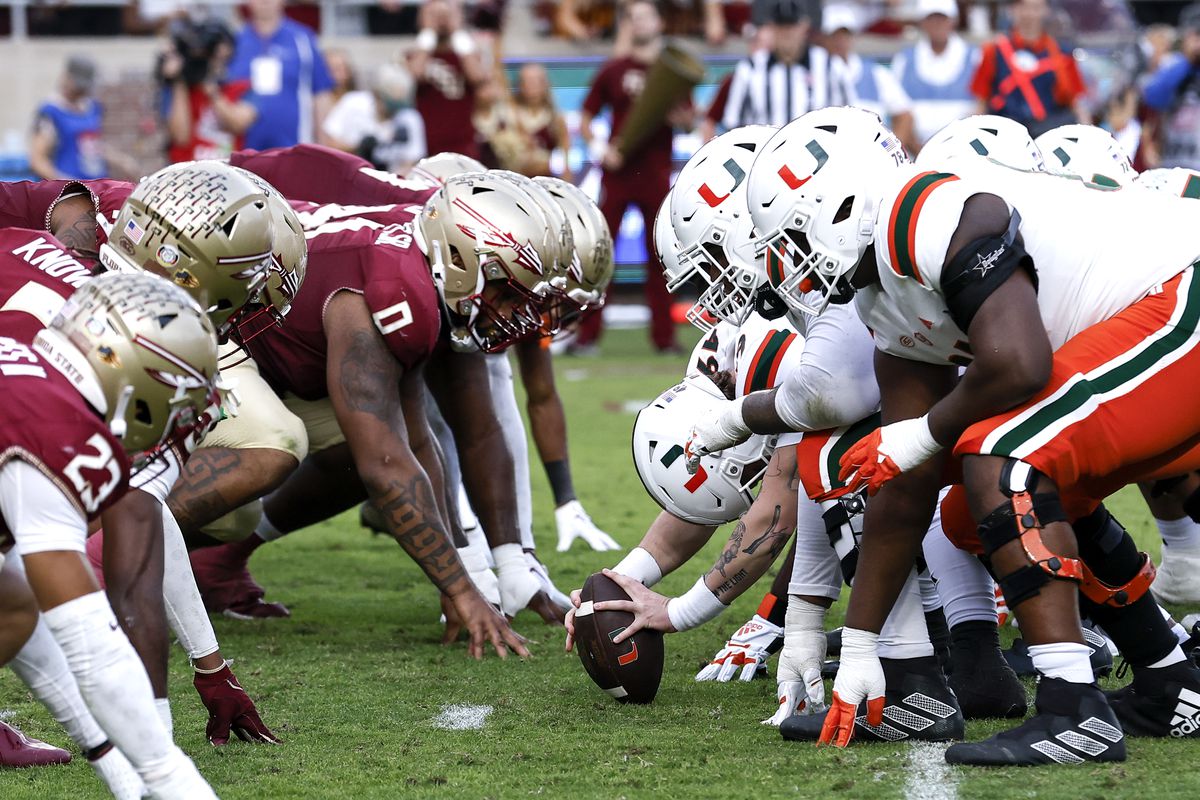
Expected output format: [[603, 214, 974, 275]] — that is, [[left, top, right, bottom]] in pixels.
[[324, 48, 358, 103], [1143, 3, 1200, 169], [160, 17, 257, 163], [511, 64, 574, 180], [824, 4, 917, 152], [704, 0, 827, 139], [578, 0, 694, 354], [969, 0, 1087, 137], [554, 0, 620, 43], [410, 0, 488, 159], [227, 0, 334, 149], [30, 56, 123, 180], [890, 0, 979, 150], [323, 62, 427, 174]]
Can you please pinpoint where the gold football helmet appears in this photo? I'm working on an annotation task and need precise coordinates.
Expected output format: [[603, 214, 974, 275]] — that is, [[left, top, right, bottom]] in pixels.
[[491, 170, 574, 293], [408, 152, 487, 186], [532, 176, 614, 326], [33, 272, 220, 459], [228, 166, 308, 322], [416, 172, 558, 352], [99, 161, 275, 337]]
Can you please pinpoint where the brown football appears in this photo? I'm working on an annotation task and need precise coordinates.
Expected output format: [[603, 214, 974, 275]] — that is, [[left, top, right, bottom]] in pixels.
[[574, 571, 664, 704]]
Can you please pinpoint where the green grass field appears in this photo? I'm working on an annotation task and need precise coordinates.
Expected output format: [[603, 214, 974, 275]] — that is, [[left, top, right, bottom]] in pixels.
[[2, 326, 1198, 800]]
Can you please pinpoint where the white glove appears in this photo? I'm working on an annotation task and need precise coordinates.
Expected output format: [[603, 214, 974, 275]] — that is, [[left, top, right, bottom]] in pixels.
[[685, 396, 750, 474], [763, 597, 827, 725], [555, 500, 620, 552], [415, 28, 438, 52], [820, 628, 886, 746], [525, 550, 573, 612], [493, 543, 539, 617], [457, 542, 501, 608], [697, 614, 782, 683]]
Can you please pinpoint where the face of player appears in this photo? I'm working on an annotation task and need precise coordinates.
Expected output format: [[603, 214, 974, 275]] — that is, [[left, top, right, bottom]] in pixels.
[[517, 65, 550, 106], [626, 1, 663, 47], [471, 280, 541, 352]]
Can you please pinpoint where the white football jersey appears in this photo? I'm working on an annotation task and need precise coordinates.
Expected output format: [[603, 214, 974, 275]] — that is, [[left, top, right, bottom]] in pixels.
[[856, 162, 1200, 365]]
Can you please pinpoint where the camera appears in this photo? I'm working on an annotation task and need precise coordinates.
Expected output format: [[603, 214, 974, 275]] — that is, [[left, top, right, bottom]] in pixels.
[[160, 17, 234, 86]]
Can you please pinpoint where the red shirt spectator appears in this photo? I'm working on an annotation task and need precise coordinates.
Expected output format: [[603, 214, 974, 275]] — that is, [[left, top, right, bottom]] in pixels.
[[410, 0, 487, 158], [168, 82, 252, 163], [582, 57, 679, 182]]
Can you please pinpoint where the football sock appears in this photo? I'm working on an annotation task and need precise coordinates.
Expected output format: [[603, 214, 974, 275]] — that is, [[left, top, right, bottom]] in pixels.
[[486, 353, 536, 550], [42, 592, 177, 782], [1156, 515, 1200, 550], [1028, 642, 1094, 684], [154, 698, 173, 740], [254, 513, 286, 543]]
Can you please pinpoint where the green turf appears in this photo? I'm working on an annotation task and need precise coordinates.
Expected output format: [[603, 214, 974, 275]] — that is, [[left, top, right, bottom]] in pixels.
[[2, 326, 1198, 799]]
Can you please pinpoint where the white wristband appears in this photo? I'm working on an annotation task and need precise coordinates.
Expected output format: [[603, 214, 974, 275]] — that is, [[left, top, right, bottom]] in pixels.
[[450, 29, 477, 56], [889, 414, 942, 471], [839, 627, 880, 660], [667, 577, 727, 632], [491, 543, 525, 572], [612, 547, 663, 588], [415, 28, 438, 52]]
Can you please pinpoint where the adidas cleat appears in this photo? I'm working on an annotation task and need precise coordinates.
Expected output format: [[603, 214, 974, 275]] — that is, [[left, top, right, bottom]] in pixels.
[[1108, 660, 1200, 738], [948, 620, 1027, 720], [781, 656, 964, 743], [945, 677, 1126, 766]]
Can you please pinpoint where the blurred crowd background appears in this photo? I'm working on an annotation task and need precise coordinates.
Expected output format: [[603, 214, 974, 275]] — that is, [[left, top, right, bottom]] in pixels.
[[0, 0, 1195, 351]]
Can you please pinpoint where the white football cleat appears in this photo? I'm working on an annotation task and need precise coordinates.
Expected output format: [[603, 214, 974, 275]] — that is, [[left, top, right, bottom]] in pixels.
[[90, 747, 147, 800], [1153, 545, 1200, 605]]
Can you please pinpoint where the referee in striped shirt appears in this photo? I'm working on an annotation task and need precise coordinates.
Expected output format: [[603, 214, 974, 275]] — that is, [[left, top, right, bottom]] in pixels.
[[704, 0, 828, 137]]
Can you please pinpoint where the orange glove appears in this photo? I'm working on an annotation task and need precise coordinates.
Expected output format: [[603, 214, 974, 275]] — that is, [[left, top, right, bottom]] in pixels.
[[837, 416, 941, 496], [815, 628, 885, 747]]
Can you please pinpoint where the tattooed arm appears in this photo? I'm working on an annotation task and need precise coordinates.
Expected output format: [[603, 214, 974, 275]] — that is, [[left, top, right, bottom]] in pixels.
[[48, 193, 100, 260], [325, 291, 528, 659], [701, 445, 800, 604]]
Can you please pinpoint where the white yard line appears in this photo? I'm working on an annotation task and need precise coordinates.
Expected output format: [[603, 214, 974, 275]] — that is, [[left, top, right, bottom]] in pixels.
[[903, 742, 958, 800], [431, 704, 493, 731]]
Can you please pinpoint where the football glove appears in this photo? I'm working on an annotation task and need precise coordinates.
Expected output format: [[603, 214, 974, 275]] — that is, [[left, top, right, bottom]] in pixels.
[[684, 396, 750, 474], [194, 662, 281, 746], [764, 597, 827, 726], [555, 500, 620, 552], [818, 628, 885, 747], [697, 614, 782, 683], [837, 416, 940, 495], [457, 542, 501, 608]]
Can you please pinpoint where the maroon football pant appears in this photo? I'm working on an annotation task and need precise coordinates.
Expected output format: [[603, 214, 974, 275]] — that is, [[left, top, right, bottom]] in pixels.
[[576, 171, 676, 351]]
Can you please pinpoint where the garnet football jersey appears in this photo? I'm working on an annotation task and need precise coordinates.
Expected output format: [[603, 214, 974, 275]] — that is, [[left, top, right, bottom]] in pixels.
[[0, 179, 132, 250], [0, 228, 92, 343], [230, 144, 436, 207], [0, 335, 130, 520], [243, 200, 442, 400]]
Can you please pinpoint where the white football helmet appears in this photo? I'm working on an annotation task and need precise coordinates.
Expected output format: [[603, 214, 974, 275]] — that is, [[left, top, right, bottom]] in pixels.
[[632, 377, 776, 526], [654, 194, 687, 290], [1137, 167, 1200, 198], [1035, 124, 1135, 188], [669, 125, 777, 330], [917, 115, 1045, 172], [747, 106, 907, 316]]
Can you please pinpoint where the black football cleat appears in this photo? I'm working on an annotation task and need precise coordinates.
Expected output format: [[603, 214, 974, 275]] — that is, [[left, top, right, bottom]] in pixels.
[[1108, 660, 1200, 738], [948, 620, 1027, 719], [825, 627, 843, 657], [945, 677, 1126, 766], [781, 656, 964, 743]]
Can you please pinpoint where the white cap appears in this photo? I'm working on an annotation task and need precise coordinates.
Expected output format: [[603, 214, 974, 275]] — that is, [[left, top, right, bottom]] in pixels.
[[917, 0, 959, 21], [821, 3, 861, 34]]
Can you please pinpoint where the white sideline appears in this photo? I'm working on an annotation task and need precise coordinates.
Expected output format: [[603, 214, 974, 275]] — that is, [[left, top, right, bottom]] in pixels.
[[903, 742, 958, 800], [432, 704, 493, 731]]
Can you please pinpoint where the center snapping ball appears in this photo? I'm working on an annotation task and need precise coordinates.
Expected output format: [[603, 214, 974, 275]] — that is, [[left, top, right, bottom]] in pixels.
[[574, 572, 665, 704]]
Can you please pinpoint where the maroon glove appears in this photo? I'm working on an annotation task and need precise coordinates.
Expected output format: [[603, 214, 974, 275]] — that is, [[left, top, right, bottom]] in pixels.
[[193, 663, 281, 746]]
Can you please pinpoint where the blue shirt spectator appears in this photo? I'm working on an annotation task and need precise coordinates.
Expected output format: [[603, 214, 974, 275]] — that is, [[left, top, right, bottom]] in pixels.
[[227, 0, 334, 150], [30, 56, 107, 180], [1142, 4, 1200, 168]]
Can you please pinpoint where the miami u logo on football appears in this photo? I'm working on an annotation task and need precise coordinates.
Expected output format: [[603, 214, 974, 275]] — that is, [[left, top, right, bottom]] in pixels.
[[608, 627, 639, 665]]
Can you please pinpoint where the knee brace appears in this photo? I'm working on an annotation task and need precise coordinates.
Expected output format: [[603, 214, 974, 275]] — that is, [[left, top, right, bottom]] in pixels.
[[1072, 506, 1156, 609], [822, 493, 865, 586], [977, 460, 1077, 608]]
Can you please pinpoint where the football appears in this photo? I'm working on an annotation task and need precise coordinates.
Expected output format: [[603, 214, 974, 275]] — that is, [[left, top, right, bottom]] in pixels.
[[574, 572, 665, 704]]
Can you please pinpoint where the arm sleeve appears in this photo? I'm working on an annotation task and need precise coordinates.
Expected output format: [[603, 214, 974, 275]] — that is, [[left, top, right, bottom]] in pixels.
[[774, 304, 880, 431], [1142, 55, 1193, 111], [0, 459, 88, 556]]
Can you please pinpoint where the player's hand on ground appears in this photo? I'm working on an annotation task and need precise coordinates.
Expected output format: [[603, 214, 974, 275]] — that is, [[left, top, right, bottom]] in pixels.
[[593, 569, 676, 642], [764, 668, 826, 726], [555, 500, 620, 552], [451, 589, 531, 660], [684, 398, 751, 474], [696, 614, 782, 683], [194, 663, 281, 746], [837, 416, 940, 496], [763, 604, 826, 725], [818, 628, 885, 747]]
